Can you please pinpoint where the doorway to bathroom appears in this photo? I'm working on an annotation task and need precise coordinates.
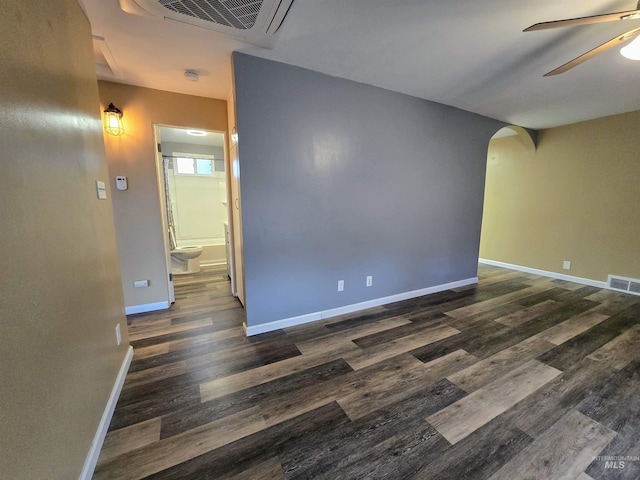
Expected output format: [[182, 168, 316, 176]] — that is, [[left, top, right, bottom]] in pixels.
[[154, 125, 231, 303]]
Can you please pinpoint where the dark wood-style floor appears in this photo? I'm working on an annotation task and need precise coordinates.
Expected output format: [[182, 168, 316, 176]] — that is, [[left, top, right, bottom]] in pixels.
[[93, 264, 640, 480]]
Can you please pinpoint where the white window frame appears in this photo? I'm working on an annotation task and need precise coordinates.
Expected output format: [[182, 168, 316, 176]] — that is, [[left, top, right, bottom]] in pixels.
[[173, 152, 216, 176]]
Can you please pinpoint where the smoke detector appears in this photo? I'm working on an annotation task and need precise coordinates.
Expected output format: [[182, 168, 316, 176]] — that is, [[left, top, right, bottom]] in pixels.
[[118, 0, 295, 48], [184, 70, 199, 81]]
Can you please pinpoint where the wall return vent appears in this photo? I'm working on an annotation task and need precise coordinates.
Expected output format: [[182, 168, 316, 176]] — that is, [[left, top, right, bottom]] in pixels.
[[119, 0, 295, 48], [607, 274, 640, 296]]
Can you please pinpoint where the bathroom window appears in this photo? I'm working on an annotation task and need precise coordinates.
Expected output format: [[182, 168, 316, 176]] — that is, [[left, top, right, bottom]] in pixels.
[[196, 158, 213, 175], [175, 156, 214, 176], [176, 157, 196, 174]]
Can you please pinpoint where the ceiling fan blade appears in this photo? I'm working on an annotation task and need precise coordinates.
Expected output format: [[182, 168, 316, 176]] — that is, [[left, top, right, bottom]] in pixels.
[[524, 9, 640, 32], [544, 27, 640, 76]]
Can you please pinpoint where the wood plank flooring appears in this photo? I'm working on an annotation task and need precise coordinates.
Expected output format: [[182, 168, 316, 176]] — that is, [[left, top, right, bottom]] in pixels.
[[93, 264, 640, 479]]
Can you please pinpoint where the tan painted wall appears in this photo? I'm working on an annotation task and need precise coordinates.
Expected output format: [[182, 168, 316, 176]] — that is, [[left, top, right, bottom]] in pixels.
[[97, 82, 227, 309], [0, 1, 129, 478], [480, 110, 640, 282]]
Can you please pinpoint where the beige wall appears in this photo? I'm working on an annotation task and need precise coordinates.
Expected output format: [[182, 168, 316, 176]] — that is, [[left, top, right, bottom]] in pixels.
[[97, 82, 227, 309], [480, 110, 640, 282], [0, 1, 130, 478]]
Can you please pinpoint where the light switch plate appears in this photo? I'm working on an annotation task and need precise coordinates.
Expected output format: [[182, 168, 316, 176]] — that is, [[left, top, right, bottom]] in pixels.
[[96, 180, 107, 200]]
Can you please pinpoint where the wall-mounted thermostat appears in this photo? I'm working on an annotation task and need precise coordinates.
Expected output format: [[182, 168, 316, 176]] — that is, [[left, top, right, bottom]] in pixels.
[[116, 176, 128, 190]]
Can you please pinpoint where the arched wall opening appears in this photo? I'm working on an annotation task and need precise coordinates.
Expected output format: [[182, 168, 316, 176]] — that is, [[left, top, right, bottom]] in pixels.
[[479, 125, 538, 268], [491, 125, 537, 152]]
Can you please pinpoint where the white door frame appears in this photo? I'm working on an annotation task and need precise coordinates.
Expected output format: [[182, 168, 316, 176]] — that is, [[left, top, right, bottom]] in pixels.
[[153, 123, 235, 305], [226, 89, 245, 304], [153, 124, 175, 304]]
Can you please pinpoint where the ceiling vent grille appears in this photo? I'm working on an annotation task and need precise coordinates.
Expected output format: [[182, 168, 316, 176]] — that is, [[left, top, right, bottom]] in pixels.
[[119, 0, 294, 47], [158, 0, 259, 29], [607, 275, 640, 296]]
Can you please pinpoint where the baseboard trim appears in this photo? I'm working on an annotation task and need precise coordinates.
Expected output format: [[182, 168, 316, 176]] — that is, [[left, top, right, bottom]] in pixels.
[[244, 277, 478, 336], [125, 301, 169, 315], [79, 345, 133, 480], [245, 311, 322, 336], [478, 258, 608, 289]]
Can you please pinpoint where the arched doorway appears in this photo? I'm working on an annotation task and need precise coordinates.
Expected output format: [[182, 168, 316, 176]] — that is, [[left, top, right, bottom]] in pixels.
[[479, 125, 537, 267]]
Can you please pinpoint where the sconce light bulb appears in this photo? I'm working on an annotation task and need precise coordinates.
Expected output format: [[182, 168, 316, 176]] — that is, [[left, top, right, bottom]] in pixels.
[[104, 103, 125, 136]]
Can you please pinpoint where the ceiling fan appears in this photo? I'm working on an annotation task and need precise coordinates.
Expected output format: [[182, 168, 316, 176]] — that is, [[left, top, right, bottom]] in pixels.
[[524, 1, 640, 76]]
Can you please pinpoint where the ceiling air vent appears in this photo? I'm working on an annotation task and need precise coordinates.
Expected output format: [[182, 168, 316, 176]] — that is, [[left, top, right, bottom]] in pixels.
[[119, 0, 295, 48], [607, 275, 640, 296]]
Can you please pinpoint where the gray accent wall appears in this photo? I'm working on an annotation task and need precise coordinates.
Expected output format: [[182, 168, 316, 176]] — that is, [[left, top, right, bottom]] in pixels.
[[233, 52, 505, 327]]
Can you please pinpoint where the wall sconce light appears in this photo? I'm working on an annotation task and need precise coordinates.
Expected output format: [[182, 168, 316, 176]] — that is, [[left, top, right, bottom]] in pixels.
[[104, 103, 124, 136]]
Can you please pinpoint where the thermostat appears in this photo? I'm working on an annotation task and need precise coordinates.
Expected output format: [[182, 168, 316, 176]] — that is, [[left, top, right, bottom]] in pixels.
[[116, 176, 128, 190]]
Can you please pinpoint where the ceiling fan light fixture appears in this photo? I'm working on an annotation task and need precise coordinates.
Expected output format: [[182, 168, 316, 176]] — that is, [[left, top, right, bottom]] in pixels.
[[525, 5, 640, 74], [620, 35, 640, 60]]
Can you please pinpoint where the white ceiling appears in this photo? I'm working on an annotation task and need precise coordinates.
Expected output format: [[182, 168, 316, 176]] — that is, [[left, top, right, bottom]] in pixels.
[[82, 0, 640, 129], [159, 126, 225, 146]]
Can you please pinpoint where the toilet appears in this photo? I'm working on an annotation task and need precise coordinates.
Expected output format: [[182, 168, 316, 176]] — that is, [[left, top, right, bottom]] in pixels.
[[170, 246, 203, 275]]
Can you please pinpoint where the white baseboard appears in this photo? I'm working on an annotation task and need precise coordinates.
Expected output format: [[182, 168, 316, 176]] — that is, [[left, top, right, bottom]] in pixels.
[[79, 345, 133, 480], [478, 258, 608, 289], [244, 277, 478, 336], [125, 301, 169, 315], [245, 311, 322, 336]]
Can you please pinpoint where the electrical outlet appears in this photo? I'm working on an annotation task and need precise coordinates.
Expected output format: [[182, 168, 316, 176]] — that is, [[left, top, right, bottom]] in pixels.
[[115, 324, 121, 346], [563, 261, 571, 270], [338, 280, 344, 292], [133, 279, 149, 288], [366, 275, 373, 287]]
